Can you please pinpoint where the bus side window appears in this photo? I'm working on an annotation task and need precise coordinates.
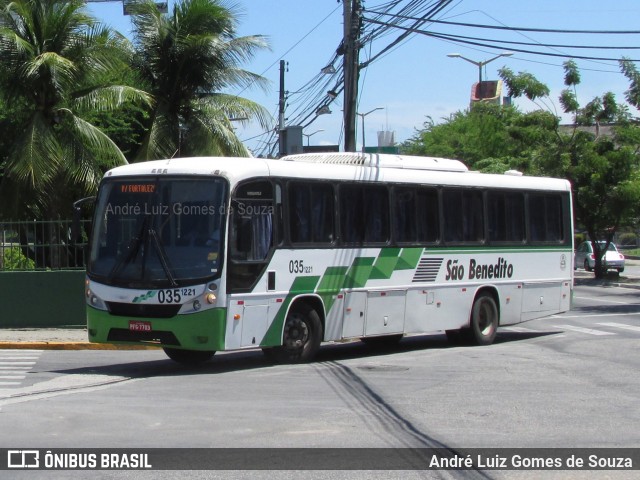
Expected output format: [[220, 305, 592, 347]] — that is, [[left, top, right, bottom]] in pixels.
[[340, 185, 363, 243], [443, 188, 484, 244], [529, 194, 563, 243], [340, 184, 389, 244], [393, 187, 417, 243], [288, 182, 334, 244], [488, 192, 525, 243], [416, 188, 439, 243], [231, 181, 274, 261], [443, 189, 463, 243], [364, 186, 389, 243], [232, 204, 272, 261]]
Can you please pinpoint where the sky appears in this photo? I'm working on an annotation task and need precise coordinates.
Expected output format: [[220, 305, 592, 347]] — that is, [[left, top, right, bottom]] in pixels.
[[86, 0, 640, 156]]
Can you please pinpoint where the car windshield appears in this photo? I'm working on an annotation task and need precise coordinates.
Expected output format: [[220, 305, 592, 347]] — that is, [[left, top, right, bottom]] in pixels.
[[88, 176, 228, 288], [596, 242, 618, 251]]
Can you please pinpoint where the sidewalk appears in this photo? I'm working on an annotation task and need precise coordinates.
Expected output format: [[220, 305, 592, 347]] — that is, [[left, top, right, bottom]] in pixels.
[[0, 328, 157, 350]]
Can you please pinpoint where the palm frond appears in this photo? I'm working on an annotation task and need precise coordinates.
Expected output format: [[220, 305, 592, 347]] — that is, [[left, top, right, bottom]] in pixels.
[[4, 112, 64, 188], [73, 85, 153, 112]]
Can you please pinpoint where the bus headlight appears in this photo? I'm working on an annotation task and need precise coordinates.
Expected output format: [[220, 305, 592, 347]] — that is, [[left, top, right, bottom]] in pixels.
[[86, 290, 107, 311], [206, 293, 217, 305]]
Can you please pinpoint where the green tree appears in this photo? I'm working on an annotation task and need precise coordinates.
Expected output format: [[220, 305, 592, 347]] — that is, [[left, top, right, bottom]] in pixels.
[[500, 61, 640, 278], [0, 0, 150, 265], [130, 0, 272, 160], [401, 102, 558, 174]]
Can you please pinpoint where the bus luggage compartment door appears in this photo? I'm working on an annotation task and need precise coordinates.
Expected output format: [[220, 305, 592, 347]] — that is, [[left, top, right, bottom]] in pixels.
[[521, 282, 562, 314], [364, 290, 406, 336], [342, 292, 367, 338]]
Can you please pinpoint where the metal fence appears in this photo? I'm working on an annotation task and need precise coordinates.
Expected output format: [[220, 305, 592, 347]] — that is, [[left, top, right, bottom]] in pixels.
[[0, 220, 90, 271]]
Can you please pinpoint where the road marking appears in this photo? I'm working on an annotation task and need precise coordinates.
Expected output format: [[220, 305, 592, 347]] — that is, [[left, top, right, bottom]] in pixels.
[[553, 324, 616, 336], [597, 322, 640, 333], [574, 296, 636, 305], [501, 326, 538, 332], [552, 312, 640, 319], [0, 357, 39, 361], [0, 350, 42, 389]]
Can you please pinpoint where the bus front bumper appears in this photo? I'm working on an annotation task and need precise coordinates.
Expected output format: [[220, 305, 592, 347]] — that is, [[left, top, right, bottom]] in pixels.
[[87, 307, 227, 351]]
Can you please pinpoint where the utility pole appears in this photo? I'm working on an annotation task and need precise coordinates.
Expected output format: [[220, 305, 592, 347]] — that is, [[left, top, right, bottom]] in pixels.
[[343, 0, 361, 152], [278, 60, 286, 157]]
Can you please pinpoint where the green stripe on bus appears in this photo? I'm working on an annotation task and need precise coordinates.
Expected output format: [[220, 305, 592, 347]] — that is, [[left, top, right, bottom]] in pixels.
[[261, 275, 321, 347], [369, 247, 401, 279], [343, 256, 376, 288], [316, 266, 349, 313], [396, 247, 423, 270]]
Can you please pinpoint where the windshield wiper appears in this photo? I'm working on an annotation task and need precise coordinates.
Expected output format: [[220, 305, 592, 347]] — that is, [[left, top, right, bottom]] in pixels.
[[148, 228, 178, 287], [108, 215, 149, 282]]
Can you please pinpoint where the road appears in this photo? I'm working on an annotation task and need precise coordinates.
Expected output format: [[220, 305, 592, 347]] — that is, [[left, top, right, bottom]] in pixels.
[[0, 281, 639, 479]]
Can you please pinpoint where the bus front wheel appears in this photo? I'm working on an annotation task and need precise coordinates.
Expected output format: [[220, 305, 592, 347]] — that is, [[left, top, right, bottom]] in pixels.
[[468, 293, 499, 346], [163, 348, 215, 365], [267, 303, 322, 363]]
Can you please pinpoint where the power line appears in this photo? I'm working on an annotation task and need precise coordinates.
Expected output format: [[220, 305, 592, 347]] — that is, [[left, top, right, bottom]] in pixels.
[[365, 12, 640, 35], [423, 30, 640, 50], [364, 17, 640, 62]]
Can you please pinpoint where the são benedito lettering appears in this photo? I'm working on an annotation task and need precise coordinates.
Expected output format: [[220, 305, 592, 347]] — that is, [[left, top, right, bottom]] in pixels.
[[469, 257, 513, 280], [445, 257, 514, 281]]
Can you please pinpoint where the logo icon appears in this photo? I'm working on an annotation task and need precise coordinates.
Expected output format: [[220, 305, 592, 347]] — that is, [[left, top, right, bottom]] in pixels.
[[560, 254, 567, 270], [8, 450, 40, 468]]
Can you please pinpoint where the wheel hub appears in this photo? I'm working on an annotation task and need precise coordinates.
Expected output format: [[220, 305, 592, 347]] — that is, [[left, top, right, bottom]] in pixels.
[[284, 315, 309, 349]]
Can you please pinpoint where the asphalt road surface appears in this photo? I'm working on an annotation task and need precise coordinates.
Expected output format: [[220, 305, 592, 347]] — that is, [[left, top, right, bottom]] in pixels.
[[1, 281, 639, 480]]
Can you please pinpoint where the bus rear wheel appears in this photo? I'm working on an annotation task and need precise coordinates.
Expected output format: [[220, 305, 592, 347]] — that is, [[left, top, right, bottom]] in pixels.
[[163, 348, 215, 365], [267, 303, 322, 363], [468, 293, 499, 346]]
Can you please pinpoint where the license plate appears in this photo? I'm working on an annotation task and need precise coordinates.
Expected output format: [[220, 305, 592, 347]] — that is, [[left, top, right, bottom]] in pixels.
[[129, 320, 152, 332]]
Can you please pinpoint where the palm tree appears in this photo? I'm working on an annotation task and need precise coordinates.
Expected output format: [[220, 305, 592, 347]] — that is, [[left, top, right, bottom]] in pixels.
[[0, 0, 150, 267], [0, 0, 150, 220], [130, 0, 271, 160]]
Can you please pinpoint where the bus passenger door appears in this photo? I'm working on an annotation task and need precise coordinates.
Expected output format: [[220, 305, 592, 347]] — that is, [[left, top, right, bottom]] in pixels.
[[365, 290, 406, 336], [342, 292, 366, 338]]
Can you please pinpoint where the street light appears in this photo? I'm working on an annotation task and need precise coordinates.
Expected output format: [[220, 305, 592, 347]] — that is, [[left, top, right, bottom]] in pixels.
[[303, 129, 325, 146], [447, 51, 513, 99], [356, 107, 383, 153], [316, 105, 332, 116]]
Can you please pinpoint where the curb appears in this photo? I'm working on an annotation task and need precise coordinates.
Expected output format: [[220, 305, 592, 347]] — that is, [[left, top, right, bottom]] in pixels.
[[0, 342, 160, 351]]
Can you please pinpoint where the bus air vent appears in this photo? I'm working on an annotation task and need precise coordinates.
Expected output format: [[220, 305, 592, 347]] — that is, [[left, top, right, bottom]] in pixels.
[[282, 152, 468, 172], [106, 302, 181, 319]]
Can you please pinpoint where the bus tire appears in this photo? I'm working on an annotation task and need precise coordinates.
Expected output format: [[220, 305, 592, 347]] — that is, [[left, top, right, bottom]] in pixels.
[[272, 302, 323, 363], [163, 347, 215, 365], [469, 293, 499, 346]]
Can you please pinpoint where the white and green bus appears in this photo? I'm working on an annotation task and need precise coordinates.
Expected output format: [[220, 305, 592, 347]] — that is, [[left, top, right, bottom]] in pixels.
[[84, 152, 573, 364]]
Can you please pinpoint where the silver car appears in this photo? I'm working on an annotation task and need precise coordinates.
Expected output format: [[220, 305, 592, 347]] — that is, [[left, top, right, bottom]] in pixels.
[[574, 241, 625, 273]]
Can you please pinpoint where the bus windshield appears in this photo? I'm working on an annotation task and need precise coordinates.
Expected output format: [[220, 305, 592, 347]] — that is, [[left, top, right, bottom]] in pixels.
[[88, 176, 228, 288]]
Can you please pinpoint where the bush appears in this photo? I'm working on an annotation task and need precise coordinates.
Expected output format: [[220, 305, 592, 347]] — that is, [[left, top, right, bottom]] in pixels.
[[1, 246, 35, 270], [617, 232, 637, 246]]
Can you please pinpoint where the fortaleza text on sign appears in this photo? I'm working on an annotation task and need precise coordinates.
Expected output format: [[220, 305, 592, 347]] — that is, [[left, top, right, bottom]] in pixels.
[[445, 257, 514, 281]]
